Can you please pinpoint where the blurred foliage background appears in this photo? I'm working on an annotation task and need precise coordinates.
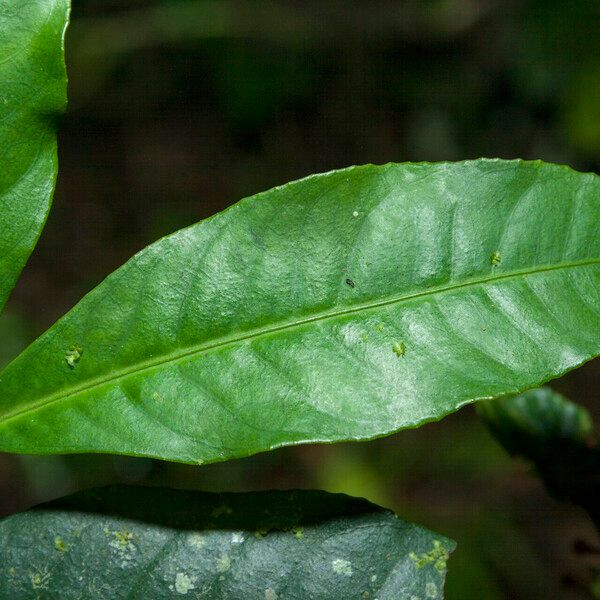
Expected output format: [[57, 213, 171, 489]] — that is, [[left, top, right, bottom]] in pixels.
[[2, 0, 600, 597]]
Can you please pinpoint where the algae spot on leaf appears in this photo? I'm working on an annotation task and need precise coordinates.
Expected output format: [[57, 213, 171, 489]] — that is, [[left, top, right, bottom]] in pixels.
[[54, 536, 69, 552], [392, 341, 406, 357], [490, 250, 502, 266], [254, 528, 268, 539], [112, 529, 133, 548], [409, 540, 450, 572], [65, 345, 83, 369], [30, 567, 50, 590]]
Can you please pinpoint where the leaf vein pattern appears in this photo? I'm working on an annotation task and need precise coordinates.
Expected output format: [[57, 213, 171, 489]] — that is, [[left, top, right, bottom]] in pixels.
[[1, 257, 599, 424]]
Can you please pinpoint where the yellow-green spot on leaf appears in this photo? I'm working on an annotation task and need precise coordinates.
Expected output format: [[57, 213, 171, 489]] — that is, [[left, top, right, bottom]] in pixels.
[[254, 528, 268, 539], [65, 345, 83, 369], [375, 323, 384, 333], [216, 554, 231, 573], [30, 568, 50, 590], [175, 572, 196, 595], [291, 526, 304, 539], [426, 582, 437, 598], [332, 558, 353, 576], [113, 529, 133, 548], [392, 341, 406, 357], [409, 540, 449, 572], [188, 533, 206, 548], [54, 536, 69, 552], [361, 334, 369, 343], [8, 567, 16, 577], [265, 588, 279, 600], [490, 250, 502, 266]]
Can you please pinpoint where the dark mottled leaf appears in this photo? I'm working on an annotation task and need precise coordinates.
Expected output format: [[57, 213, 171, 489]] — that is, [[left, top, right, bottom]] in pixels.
[[0, 486, 454, 599]]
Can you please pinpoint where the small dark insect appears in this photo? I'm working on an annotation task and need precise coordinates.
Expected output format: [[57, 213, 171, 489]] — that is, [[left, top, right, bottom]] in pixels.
[[345, 278, 355, 288]]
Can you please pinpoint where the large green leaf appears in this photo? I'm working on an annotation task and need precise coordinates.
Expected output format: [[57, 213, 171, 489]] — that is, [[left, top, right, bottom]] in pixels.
[[0, 486, 455, 599], [0, 0, 69, 313], [1, 159, 600, 462]]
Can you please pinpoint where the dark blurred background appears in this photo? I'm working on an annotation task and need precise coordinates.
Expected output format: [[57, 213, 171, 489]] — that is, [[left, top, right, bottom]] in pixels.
[[2, 0, 600, 597]]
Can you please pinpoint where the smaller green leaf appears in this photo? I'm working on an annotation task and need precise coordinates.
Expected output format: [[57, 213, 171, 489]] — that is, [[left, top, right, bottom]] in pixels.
[[0, 0, 69, 313], [477, 386, 594, 455], [0, 486, 455, 600], [478, 387, 600, 529]]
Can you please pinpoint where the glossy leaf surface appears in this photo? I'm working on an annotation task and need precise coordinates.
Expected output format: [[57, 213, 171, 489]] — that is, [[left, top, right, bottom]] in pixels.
[[0, 0, 69, 313], [0, 486, 454, 599], [1, 159, 600, 462]]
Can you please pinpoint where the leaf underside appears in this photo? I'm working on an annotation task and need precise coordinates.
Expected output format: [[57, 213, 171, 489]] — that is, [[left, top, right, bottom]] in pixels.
[[0, 0, 69, 313], [0, 486, 454, 600], [0, 159, 600, 463]]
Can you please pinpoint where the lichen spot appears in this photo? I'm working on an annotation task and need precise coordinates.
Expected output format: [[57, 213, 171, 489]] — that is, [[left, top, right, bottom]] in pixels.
[[370, 574, 377, 583], [292, 526, 304, 540], [54, 536, 69, 552], [175, 572, 196, 595], [65, 345, 83, 369], [392, 341, 406, 357], [113, 529, 133, 549], [490, 250, 501, 266], [231, 532, 245, 544], [216, 554, 231, 573], [188, 533, 206, 548], [426, 582, 437, 598], [352, 210, 359, 217], [265, 588, 278, 600], [409, 540, 449, 572], [332, 558, 353, 576], [30, 568, 50, 590]]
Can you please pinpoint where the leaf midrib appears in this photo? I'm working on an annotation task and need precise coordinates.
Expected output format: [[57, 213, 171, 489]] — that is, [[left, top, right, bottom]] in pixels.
[[1, 257, 599, 425]]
